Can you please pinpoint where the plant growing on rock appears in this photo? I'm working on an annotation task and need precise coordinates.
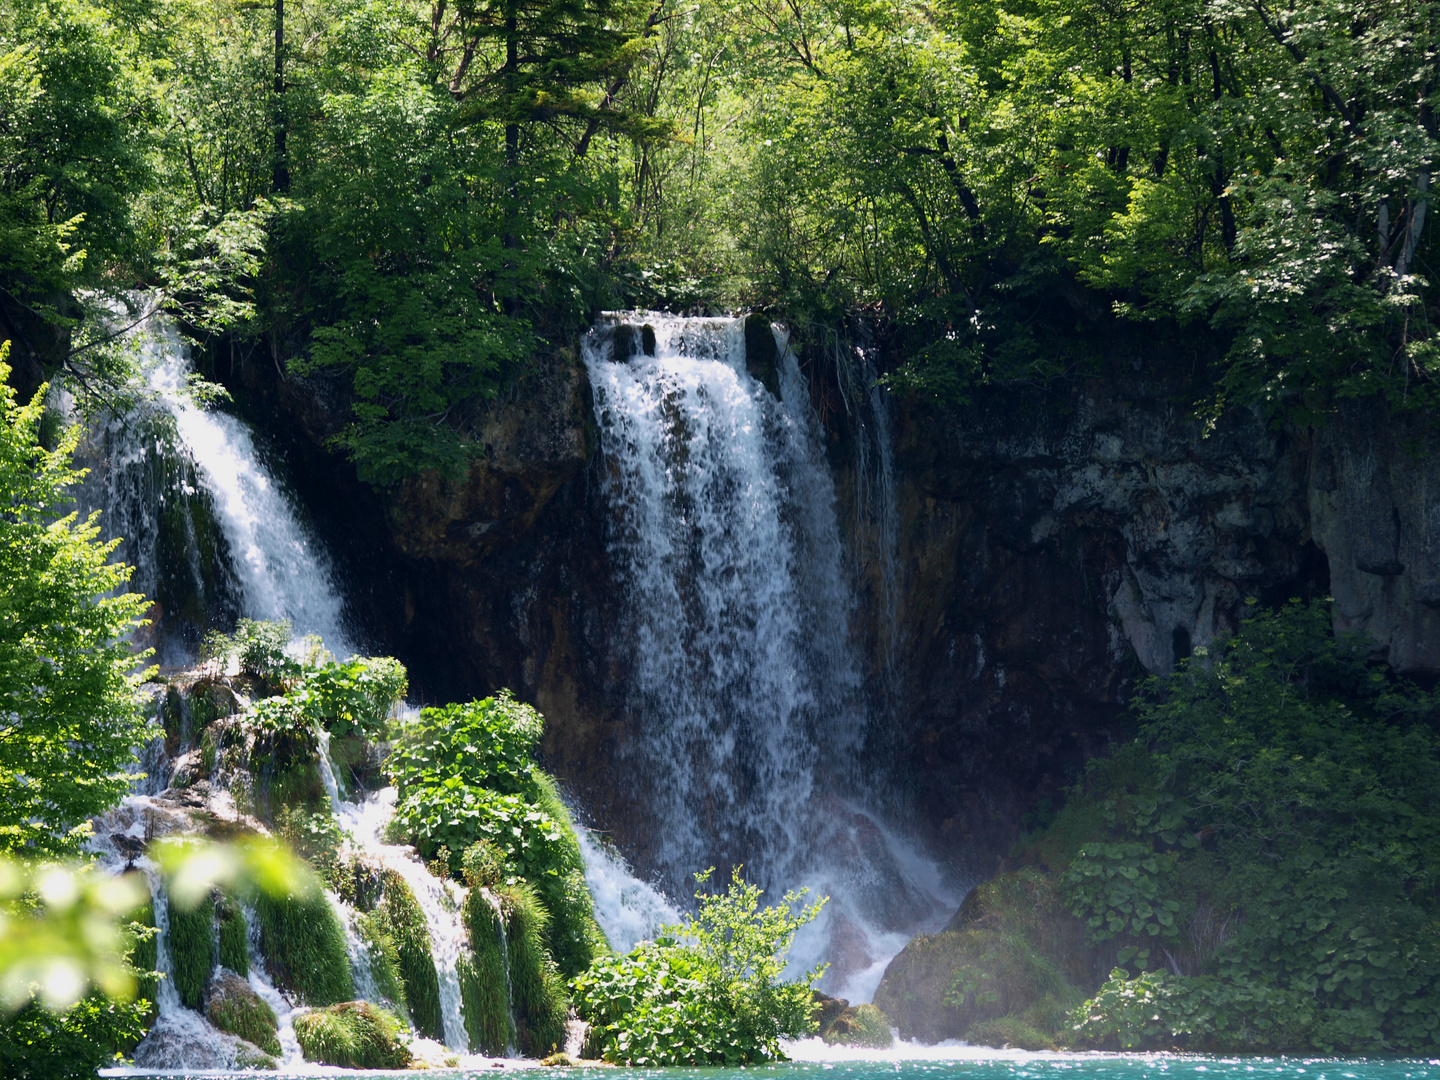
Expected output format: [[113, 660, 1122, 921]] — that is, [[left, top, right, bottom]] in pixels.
[[572, 868, 825, 1065], [294, 1000, 411, 1069], [387, 692, 605, 975]]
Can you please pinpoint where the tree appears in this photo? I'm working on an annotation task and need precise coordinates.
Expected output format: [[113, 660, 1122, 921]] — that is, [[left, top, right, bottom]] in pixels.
[[0, 344, 151, 857]]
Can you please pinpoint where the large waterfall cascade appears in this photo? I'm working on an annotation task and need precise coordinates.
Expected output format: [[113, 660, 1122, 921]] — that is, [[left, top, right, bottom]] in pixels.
[[583, 314, 959, 1002]]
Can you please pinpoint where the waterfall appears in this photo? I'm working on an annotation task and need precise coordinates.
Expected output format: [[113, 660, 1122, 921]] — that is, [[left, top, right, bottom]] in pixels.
[[583, 313, 957, 1000], [76, 302, 354, 659]]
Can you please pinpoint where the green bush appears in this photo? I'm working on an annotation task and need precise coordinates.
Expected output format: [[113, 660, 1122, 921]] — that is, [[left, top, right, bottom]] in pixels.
[[376, 869, 441, 1041], [388, 695, 603, 976], [202, 618, 297, 687], [1047, 600, 1440, 1054], [167, 892, 213, 1010], [294, 1001, 411, 1069], [251, 656, 407, 739], [573, 868, 824, 1065], [0, 995, 150, 1080], [355, 910, 410, 1025], [460, 887, 515, 1055], [1069, 968, 1327, 1052], [254, 889, 354, 1006]]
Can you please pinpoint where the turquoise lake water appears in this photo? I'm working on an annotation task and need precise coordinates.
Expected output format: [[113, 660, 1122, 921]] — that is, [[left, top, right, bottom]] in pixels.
[[106, 1050, 1440, 1080]]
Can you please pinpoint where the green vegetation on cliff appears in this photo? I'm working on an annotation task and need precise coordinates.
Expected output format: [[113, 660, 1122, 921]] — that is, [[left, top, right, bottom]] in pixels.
[[878, 600, 1440, 1054], [387, 691, 606, 977]]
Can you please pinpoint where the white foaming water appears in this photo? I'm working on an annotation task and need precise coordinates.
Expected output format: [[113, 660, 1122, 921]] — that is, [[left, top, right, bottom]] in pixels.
[[583, 314, 959, 1001], [574, 827, 681, 954], [317, 753, 471, 1054]]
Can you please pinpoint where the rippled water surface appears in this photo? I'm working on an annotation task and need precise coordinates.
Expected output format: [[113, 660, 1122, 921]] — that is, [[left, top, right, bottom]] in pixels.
[[105, 1046, 1440, 1080]]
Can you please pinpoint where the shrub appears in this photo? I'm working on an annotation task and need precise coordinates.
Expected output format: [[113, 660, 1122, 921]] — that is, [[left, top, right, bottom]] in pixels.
[[0, 995, 150, 1080], [294, 1001, 411, 1069], [167, 892, 213, 1010], [1043, 600, 1440, 1054], [573, 868, 824, 1065], [254, 888, 354, 1006], [251, 656, 407, 739]]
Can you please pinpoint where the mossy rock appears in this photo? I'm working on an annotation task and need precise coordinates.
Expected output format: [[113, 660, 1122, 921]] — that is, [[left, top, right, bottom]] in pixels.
[[821, 1004, 893, 1049], [812, 991, 849, 1033], [872, 868, 1087, 1045], [207, 970, 280, 1056], [968, 1015, 1059, 1051], [294, 1001, 411, 1070], [234, 1042, 280, 1070]]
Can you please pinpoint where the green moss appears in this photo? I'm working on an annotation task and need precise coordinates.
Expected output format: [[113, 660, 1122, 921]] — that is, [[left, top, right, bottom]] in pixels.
[[356, 910, 410, 1024], [254, 889, 353, 1006], [216, 894, 248, 977], [294, 1001, 411, 1069], [207, 974, 280, 1056], [376, 869, 441, 1041], [500, 881, 569, 1057], [821, 1004, 893, 1049], [167, 892, 214, 1011], [872, 869, 1086, 1046], [531, 775, 608, 977], [460, 888, 514, 1055]]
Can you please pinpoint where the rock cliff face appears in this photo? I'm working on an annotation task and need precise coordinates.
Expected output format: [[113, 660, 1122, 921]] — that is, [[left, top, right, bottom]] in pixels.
[[215, 330, 1439, 877]]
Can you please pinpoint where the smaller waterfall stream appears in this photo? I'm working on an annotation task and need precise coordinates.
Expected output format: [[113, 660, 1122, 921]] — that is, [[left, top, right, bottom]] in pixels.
[[314, 741, 472, 1054], [75, 302, 354, 660]]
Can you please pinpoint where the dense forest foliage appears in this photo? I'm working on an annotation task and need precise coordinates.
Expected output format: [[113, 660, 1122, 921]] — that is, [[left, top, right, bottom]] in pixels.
[[5, 0, 1439, 478]]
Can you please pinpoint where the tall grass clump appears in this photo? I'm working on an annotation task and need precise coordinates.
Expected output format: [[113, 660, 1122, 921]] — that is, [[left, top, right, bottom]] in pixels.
[[459, 883, 513, 1055], [216, 893, 248, 976], [374, 869, 440, 1039], [294, 1001, 410, 1069], [254, 889, 353, 1005], [167, 892, 213, 1010], [501, 881, 568, 1056]]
